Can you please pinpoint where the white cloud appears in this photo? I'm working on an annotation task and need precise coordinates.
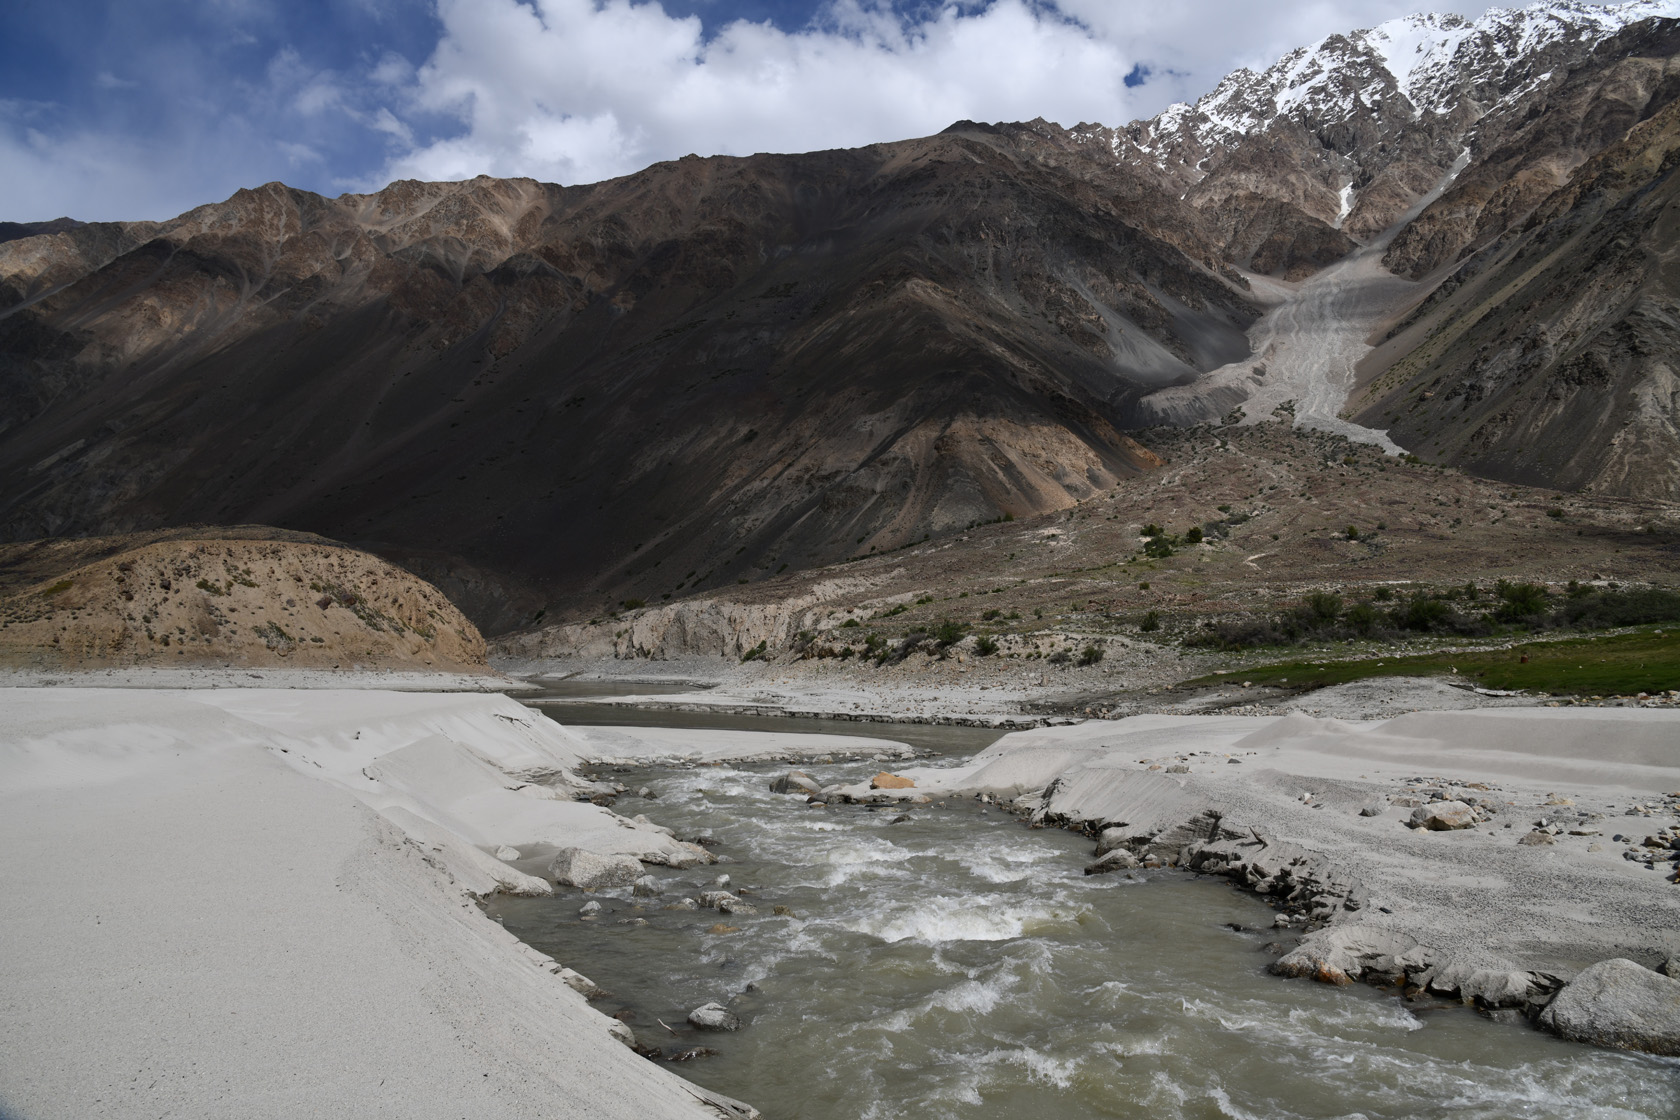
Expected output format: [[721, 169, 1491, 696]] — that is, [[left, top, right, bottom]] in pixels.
[[377, 0, 1494, 189], [381, 0, 1138, 186]]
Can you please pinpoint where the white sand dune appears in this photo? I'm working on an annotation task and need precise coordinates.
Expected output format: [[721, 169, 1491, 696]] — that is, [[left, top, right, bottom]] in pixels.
[[3, 688, 903, 1119]]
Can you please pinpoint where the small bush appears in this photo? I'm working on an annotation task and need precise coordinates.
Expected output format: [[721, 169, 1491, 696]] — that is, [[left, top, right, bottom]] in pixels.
[[1139, 610, 1160, 632], [1493, 580, 1549, 623], [621, 597, 646, 610], [740, 640, 768, 662], [1144, 536, 1176, 559], [1184, 527, 1204, 545], [1048, 650, 1072, 665], [1302, 592, 1342, 624], [1556, 587, 1680, 629], [1345, 602, 1380, 635], [981, 608, 1001, 621], [974, 634, 999, 656], [1399, 595, 1453, 632], [1346, 525, 1360, 540], [932, 619, 967, 646], [1078, 644, 1104, 666], [1142, 523, 1164, 538]]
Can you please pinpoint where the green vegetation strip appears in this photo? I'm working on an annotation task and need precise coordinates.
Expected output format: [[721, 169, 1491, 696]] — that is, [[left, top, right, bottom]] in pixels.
[[1189, 629, 1680, 697]]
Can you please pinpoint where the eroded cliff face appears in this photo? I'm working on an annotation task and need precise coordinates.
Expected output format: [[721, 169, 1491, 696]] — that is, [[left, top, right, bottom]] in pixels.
[[495, 574, 903, 661]]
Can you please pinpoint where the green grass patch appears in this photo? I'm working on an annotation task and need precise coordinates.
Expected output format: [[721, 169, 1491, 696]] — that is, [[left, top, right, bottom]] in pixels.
[[1188, 628, 1680, 697]]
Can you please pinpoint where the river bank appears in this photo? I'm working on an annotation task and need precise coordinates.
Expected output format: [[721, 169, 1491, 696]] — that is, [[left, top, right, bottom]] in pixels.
[[3, 678, 1676, 1119]]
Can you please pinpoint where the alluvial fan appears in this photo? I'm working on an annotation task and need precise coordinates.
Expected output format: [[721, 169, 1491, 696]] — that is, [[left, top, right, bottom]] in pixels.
[[490, 745, 1678, 1120]]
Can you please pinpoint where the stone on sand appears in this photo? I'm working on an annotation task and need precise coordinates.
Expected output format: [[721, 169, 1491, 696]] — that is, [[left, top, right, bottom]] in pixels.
[[871, 772, 915, 789], [1409, 801, 1477, 830]]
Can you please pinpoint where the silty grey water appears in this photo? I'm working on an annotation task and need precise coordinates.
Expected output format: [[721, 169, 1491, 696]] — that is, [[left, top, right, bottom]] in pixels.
[[492, 704, 1678, 1119]]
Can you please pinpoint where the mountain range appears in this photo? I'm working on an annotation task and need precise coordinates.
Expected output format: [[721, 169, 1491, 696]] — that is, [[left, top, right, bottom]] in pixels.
[[3, 0, 1678, 632]]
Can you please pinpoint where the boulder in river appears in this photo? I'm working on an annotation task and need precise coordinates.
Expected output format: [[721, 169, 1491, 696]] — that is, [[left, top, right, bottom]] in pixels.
[[1539, 958, 1680, 1055], [688, 1002, 742, 1031], [548, 847, 645, 889], [1409, 802, 1476, 830], [770, 770, 823, 796], [871, 772, 915, 789], [632, 875, 660, 897], [494, 845, 522, 861], [1085, 849, 1141, 875]]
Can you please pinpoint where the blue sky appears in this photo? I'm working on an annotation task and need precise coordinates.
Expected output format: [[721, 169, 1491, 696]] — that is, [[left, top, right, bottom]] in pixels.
[[0, 0, 1500, 222]]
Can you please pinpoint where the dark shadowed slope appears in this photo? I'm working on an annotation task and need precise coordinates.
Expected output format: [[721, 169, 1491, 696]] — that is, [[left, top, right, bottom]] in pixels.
[[0, 122, 1257, 631]]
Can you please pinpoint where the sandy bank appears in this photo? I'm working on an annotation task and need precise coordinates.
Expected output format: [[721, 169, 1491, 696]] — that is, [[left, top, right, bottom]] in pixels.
[[835, 708, 1680, 1051], [0, 689, 911, 1118]]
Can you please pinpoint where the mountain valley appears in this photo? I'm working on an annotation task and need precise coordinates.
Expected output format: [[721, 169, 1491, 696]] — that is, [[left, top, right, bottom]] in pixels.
[[2, 0, 1679, 648]]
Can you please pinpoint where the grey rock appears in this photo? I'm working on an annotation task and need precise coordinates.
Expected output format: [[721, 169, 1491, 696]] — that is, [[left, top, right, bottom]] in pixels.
[[1359, 806, 1383, 817], [1662, 958, 1679, 980], [1084, 848, 1141, 875], [698, 890, 757, 915], [770, 770, 823, 796], [607, 1019, 635, 1047], [1517, 830, 1556, 846], [1410, 801, 1477, 830], [664, 898, 699, 911], [494, 845, 522, 861], [632, 875, 660, 897], [578, 900, 603, 916], [1539, 958, 1680, 1055], [548, 847, 645, 889], [687, 1002, 742, 1031], [557, 967, 604, 998]]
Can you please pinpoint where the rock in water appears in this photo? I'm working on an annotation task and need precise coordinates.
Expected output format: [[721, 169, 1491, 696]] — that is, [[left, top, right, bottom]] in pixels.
[[494, 845, 522, 861], [688, 1002, 742, 1032], [1084, 849, 1141, 875], [1539, 959, 1680, 1055], [1409, 801, 1477, 830], [548, 847, 645, 889], [871, 772, 915, 789], [578, 900, 603, 916], [632, 875, 660, 897], [770, 770, 822, 796]]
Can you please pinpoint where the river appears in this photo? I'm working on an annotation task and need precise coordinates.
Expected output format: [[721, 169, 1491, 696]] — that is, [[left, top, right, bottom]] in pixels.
[[489, 698, 1678, 1119]]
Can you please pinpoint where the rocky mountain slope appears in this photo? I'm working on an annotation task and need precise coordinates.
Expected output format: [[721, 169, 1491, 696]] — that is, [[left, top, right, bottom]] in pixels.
[[1353, 80, 1680, 497], [6, 2, 1680, 629], [0, 124, 1258, 630], [0, 527, 486, 670], [1092, 1, 1680, 252]]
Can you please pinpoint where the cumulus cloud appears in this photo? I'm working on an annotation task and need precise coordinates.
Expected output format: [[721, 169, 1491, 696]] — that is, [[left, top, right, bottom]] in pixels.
[[381, 0, 1138, 186], [378, 0, 1490, 188], [0, 0, 1505, 220]]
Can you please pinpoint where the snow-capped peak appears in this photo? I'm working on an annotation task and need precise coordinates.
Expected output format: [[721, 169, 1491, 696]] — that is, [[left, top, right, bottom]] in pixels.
[[1126, 0, 1680, 171]]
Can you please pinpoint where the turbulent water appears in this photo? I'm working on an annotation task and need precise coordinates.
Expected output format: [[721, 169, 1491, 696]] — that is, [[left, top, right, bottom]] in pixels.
[[491, 720, 1678, 1120]]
